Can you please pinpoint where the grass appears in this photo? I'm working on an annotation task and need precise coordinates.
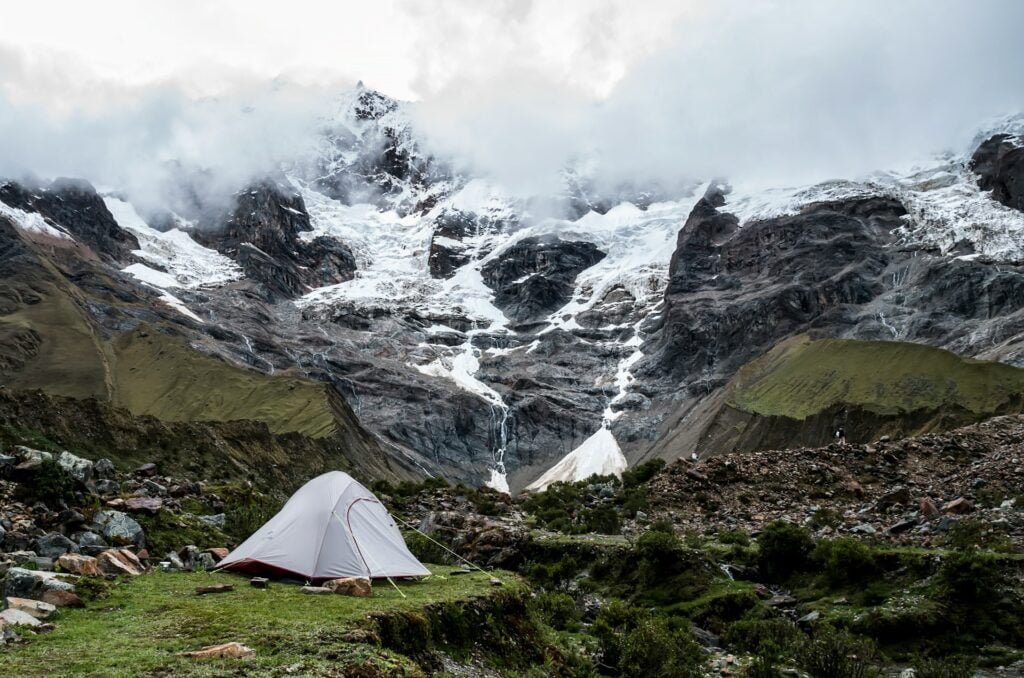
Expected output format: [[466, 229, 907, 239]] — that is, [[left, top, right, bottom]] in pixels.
[[0, 567, 520, 677], [729, 335, 1024, 419]]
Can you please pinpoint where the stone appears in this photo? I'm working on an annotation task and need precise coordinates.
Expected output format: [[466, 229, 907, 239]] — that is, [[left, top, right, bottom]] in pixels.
[[846, 480, 865, 499], [142, 480, 167, 496], [851, 523, 877, 535], [97, 549, 145, 576], [919, 498, 940, 520], [12, 446, 53, 470], [0, 608, 42, 628], [124, 497, 163, 514], [93, 479, 120, 495], [56, 450, 93, 483], [4, 596, 57, 619], [300, 586, 333, 595], [198, 514, 226, 529], [489, 578, 503, 587], [766, 595, 797, 607], [56, 554, 102, 577], [322, 577, 372, 597], [34, 533, 79, 559], [179, 545, 200, 569], [943, 497, 974, 515], [134, 463, 158, 477], [877, 486, 911, 509], [93, 511, 145, 548], [162, 552, 186, 572], [206, 548, 229, 562], [41, 589, 85, 608], [2, 568, 75, 599], [93, 458, 116, 478], [178, 641, 255, 659], [75, 531, 108, 556], [887, 518, 918, 535], [196, 553, 217, 571], [195, 584, 234, 595], [797, 610, 821, 624], [250, 577, 269, 589]]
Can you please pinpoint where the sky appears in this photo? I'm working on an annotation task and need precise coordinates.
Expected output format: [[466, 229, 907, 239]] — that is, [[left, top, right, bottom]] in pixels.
[[1, 1, 1023, 203]]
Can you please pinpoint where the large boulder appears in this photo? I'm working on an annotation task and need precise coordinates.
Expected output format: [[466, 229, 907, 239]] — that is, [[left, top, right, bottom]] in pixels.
[[92, 511, 145, 548], [3, 596, 56, 620], [93, 458, 116, 479], [97, 549, 145, 576], [11, 446, 53, 471], [74, 531, 108, 556], [56, 450, 93, 484], [0, 608, 42, 628], [56, 554, 102, 577], [2, 568, 75, 599], [34, 533, 79, 560]]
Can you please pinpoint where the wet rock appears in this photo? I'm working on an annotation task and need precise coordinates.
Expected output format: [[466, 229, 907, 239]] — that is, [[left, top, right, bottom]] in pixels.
[[322, 577, 372, 597]]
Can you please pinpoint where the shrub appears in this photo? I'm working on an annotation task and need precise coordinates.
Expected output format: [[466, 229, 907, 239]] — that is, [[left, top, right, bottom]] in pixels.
[[937, 550, 1001, 606], [945, 518, 1013, 552], [797, 627, 880, 678], [592, 601, 703, 677], [530, 592, 581, 631], [811, 538, 878, 587], [622, 458, 666, 488], [18, 459, 77, 505], [809, 507, 844, 529], [403, 531, 452, 565], [724, 618, 800, 655], [718, 529, 750, 546], [912, 656, 975, 678], [583, 505, 621, 535], [757, 521, 814, 582]]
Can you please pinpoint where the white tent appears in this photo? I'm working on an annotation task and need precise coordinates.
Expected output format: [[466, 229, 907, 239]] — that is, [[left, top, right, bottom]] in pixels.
[[218, 471, 430, 581]]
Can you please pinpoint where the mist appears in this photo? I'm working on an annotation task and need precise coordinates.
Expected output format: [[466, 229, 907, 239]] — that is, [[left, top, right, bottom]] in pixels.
[[1, 1, 1023, 214]]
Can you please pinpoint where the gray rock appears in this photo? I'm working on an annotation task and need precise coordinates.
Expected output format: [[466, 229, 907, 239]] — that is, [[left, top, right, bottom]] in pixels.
[[56, 450, 93, 483], [198, 514, 226, 529], [134, 463, 158, 477], [0, 608, 41, 628], [12, 446, 53, 470], [34, 533, 78, 560], [196, 553, 217, 571], [93, 510, 145, 548], [93, 458, 116, 478], [142, 480, 167, 496], [2, 568, 75, 599], [93, 479, 120, 495], [851, 523, 877, 535], [798, 610, 821, 624], [74, 531, 108, 556]]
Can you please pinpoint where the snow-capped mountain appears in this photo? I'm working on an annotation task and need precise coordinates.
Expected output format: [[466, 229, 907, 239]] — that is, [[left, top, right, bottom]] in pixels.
[[3, 85, 1024, 492]]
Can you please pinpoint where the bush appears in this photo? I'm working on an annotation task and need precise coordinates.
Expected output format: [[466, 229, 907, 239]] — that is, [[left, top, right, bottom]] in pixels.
[[945, 518, 1013, 552], [403, 531, 452, 565], [636, 529, 683, 583], [18, 459, 77, 505], [811, 538, 878, 587], [592, 601, 703, 677], [622, 458, 666, 488], [912, 656, 975, 678], [718, 529, 750, 546], [797, 627, 880, 678], [757, 521, 814, 582], [724, 618, 800, 654], [530, 592, 581, 631], [937, 550, 1001, 607]]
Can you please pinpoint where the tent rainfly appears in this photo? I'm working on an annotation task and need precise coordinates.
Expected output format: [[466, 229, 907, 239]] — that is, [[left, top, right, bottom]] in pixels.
[[218, 471, 430, 581]]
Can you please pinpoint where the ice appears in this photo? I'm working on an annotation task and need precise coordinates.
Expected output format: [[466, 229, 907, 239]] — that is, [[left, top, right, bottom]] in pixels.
[[525, 427, 628, 492], [0, 201, 74, 240]]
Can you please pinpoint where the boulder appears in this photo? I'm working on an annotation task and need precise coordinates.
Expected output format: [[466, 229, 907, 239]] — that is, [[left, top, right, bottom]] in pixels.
[[93, 511, 145, 548], [205, 548, 229, 562], [300, 586, 333, 595], [34, 533, 79, 559], [196, 553, 217, 571], [2, 568, 75, 599], [919, 498, 940, 520], [4, 596, 56, 619], [97, 549, 145, 576], [75, 531, 108, 556], [56, 450, 93, 483], [93, 458, 116, 478], [124, 497, 163, 514], [0, 608, 42, 628], [198, 514, 226, 529], [56, 554, 102, 577], [41, 589, 85, 609], [12, 446, 53, 470], [322, 577, 372, 597], [93, 479, 120, 496], [134, 463, 158, 477], [141, 480, 167, 496], [877, 486, 911, 509], [943, 497, 974, 515]]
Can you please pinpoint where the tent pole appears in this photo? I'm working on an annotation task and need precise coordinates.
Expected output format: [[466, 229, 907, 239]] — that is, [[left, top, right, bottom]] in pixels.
[[389, 512, 497, 581]]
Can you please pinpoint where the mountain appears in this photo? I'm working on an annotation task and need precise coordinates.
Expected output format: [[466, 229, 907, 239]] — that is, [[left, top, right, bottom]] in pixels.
[[2, 85, 1024, 492]]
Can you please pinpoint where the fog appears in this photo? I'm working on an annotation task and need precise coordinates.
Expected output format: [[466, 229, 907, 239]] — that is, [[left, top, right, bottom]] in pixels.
[[1, 0, 1023, 212]]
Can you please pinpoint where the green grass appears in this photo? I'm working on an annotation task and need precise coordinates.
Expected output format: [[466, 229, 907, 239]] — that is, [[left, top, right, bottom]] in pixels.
[[730, 335, 1024, 419], [0, 568, 520, 677]]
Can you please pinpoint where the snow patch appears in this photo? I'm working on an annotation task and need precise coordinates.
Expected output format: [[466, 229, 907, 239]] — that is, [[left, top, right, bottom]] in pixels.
[[0, 201, 74, 240], [526, 427, 627, 492]]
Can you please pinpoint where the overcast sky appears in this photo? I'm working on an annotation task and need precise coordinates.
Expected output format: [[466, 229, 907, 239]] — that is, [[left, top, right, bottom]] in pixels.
[[2, 1, 1023, 202]]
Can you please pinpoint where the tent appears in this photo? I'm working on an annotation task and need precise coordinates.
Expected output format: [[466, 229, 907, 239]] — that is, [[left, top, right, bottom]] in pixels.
[[218, 471, 430, 581]]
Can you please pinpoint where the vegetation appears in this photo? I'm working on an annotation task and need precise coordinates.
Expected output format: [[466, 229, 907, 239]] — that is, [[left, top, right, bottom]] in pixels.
[[757, 520, 814, 582]]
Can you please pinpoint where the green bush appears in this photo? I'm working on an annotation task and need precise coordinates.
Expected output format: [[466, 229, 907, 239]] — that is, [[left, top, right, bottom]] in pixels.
[[945, 518, 1013, 552], [621, 458, 666, 488], [403, 531, 453, 565], [937, 549, 1001, 607], [592, 601, 703, 677], [797, 626, 880, 678], [18, 459, 77, 505], [724, 618, 800, 654], [809, 507, 844, 530], [811, 538, 878, 587], [718, 529, 751, 546], [757, 521, 814, 582], [530, 592, 581, 631]]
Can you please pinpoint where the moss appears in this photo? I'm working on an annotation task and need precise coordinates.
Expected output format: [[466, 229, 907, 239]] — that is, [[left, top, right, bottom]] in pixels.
[[134, 510, 229, 556]]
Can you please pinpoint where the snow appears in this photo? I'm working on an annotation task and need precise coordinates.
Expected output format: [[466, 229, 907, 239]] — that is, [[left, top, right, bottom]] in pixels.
[[104, 197, 242, 289], [0, 201, 74, 240], [525, 427, 628, 492], [154, 290, 204, 323]]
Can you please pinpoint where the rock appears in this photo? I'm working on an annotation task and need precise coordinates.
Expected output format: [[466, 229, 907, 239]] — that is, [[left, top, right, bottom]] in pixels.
[[12, 446, 53, 470], [56, 450, 93, 483], [489, 578, 503, 587], [0, 608, 42, 628], [766, 595, 797, 607], [177, 641, 255, 659], [59, 509, 87, 529], [75, 531, 108, 556], [178, 545, 200, 569], [141, 480, 167, 496], [798, 610, 821, 625], [4, 596, 57, 619], [846, 480, 865, 499], [919, 498, 940, 520], [877, 486, 911, 509], [93, 458, 116, 478], [300, 586, 333, 595], [56, 554, 102, 577], [322, 577, 372, 597], [196, 553, 217, 571], [250, 577, 269, 589], [161, 552, 186, 572], [34, 533, 78, 560], [198, 514, 226, 529], [134, 462, 158, 477], [2, 568, 75, 599], [93, 511, 145, 548], [2, 532, 31, 552], [97, 549, 145, 576], [887, 518, 918, 535], [41, 589, 84, 608], [851, 523, 877, 535], [205, 548, 229, 562], [124, 497, 163, 514], [195, 584, 234, 595], [943, 497, 974, 515], [93, 479, 120, 495]]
